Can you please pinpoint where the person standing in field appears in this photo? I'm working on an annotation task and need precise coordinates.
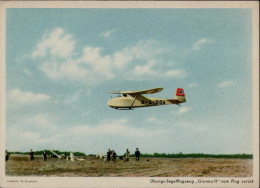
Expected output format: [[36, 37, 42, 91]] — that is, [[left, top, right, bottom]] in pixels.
[[107, 149, 111, 162], [112, 150, 117, 163], [135, 148, 140, 161], [29, 149, 34, 161], [5, 150, 10, 161], [42, 150, 47, 161], [125, 149, 130, 162]]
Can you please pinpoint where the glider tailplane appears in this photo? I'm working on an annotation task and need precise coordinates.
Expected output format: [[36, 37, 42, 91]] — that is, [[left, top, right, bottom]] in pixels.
[[175, 88, 186, 103]]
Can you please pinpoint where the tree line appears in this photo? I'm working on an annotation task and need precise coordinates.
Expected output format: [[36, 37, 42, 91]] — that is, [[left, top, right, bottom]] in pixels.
[[139, 153, 253, 159], [9, 151, 253, 159], [9, 150, 86, 156]]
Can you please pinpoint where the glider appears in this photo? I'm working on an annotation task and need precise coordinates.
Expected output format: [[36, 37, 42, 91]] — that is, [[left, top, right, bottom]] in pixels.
[[108, 87, 186, 110], [49, 150, 85, 161]]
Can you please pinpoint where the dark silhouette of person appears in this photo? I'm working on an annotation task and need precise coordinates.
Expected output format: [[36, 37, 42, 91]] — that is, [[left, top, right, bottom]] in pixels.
[[107, 149, 111, 162], [112, 150, 117, 163], [135, 148, 140, 161], [42, 150, 47, 161], [29, 149, 34, 161], [5, 150, 10, 161]]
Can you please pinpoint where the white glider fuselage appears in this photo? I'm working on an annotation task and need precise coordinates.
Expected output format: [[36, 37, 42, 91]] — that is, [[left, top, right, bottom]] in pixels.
[[108, 96, 180, 109]]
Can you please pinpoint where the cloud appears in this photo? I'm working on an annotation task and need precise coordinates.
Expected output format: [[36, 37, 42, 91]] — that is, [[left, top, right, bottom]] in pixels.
[[146, 117, 164, 125], [21, 131, 53, 144], [6, 126, 59, 151], [6, 113, 62, 150], [147, 117, 157, 122], [173, 106, 192, 116], [69, 119, 166, 138], [131, 65, 187, 81], [111, 40, 165, 70], [164, 69, 187, 78], [80, 46, 114, 79], [192, 38, 212, 51], [31, 28, 188, 84], [24, 114, 59, 132], [8, 113, 59, 134], [100, 30, 116, 38], [217, 81, 234, 88], [20, 130, 62, 145], [132, 59, 187, 79], [133, 60, 156, 76], [9, 89, 50, 105], [32, 28, 75, 59], [177, 121, 192, 128], [187, 83, 198, 88], [40, 59, 89, 81], [7, 117, 168, 152], [29, 114, 51, 126], [60, 90, 84, 105], [23, 68, 32, 76]]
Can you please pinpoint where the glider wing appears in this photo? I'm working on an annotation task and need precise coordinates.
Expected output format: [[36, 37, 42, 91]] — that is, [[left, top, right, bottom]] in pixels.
[[110, 87, 163, 95]]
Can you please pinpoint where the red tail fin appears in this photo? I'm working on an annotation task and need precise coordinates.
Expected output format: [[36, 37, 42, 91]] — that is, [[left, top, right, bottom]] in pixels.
[[176, 88, 185, 96]]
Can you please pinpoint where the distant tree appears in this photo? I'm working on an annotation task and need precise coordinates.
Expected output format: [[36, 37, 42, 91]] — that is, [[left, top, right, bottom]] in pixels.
[[7, 151, 253, 159]]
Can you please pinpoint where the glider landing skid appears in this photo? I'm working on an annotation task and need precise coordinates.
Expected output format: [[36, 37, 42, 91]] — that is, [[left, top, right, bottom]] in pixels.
[[111, 107, 134, 110]]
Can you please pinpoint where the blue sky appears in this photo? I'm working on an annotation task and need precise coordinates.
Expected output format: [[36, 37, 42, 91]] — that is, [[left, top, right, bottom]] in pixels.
[[6, 8, 253, 155]]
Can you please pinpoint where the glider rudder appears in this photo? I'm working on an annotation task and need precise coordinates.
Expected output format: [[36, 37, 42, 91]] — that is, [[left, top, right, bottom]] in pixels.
[[175, 88, 186, 103]]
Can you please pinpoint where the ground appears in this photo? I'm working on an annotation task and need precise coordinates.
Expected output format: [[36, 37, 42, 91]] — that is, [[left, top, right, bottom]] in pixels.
[[5, 155, 252, 177]]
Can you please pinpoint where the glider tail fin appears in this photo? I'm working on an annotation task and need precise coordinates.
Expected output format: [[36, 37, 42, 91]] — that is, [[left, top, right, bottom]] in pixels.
[[175, 88, 186, 103]]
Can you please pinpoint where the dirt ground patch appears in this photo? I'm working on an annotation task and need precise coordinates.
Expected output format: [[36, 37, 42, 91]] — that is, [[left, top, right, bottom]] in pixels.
[[5, 155, 252, 177]]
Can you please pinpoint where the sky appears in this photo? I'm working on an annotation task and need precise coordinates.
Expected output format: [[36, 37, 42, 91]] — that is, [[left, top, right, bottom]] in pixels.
[[6, 8, 253, 155]]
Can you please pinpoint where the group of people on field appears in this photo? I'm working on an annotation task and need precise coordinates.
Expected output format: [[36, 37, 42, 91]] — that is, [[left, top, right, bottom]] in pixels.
[[29, 149, 48, 161], [106, 149, 117, 163], [5, 149, 48, 161], [7, 148, 141, 162], [106, 148, 140, 163]]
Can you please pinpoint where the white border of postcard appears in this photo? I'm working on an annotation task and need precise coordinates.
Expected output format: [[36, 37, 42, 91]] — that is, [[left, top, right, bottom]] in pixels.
[[0, 1, 259, 188]]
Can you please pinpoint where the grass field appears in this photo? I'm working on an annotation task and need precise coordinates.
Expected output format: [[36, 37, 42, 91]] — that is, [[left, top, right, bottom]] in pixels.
[[5, 155, 252, 177]]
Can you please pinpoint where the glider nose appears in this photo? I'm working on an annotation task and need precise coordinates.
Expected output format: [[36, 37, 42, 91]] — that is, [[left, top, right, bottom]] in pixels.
[[107, 98, 115, 107]]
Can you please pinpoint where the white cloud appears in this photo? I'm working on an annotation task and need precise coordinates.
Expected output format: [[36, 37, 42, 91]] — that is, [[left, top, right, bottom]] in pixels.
[[187, 83, 198, 88], [30, 114, 51, 126], [164, 69, 187, 78], [192, 38, 212, 51], [177, 121, 192, 128], [112, 40, 163, 69], [217, 81, 234, 88], [147, 117, 157, 122], [172, 106, 192, 116], [113, 50, 133, 69], [32, 28, 75, 59], [69, 119, 166, 138], [134, 60, 156, 76], [20, 131, 62, 145], [100, 30, 116, 38], [6, 113, 61, 150], [175, 121, 207, 131], [25, 114, 59, 132], [21, 131, 40, 142], [32, 28, 188, 84], [23, 68, 32, 76], [60, 90, 84, 105], [146, 117, 164, 125], [132, 65, 187, 80], [40, 59, 90, 81], [81, 46, 114, 79], [7, 117, 167, 151], [9, 89, 50, 105]]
